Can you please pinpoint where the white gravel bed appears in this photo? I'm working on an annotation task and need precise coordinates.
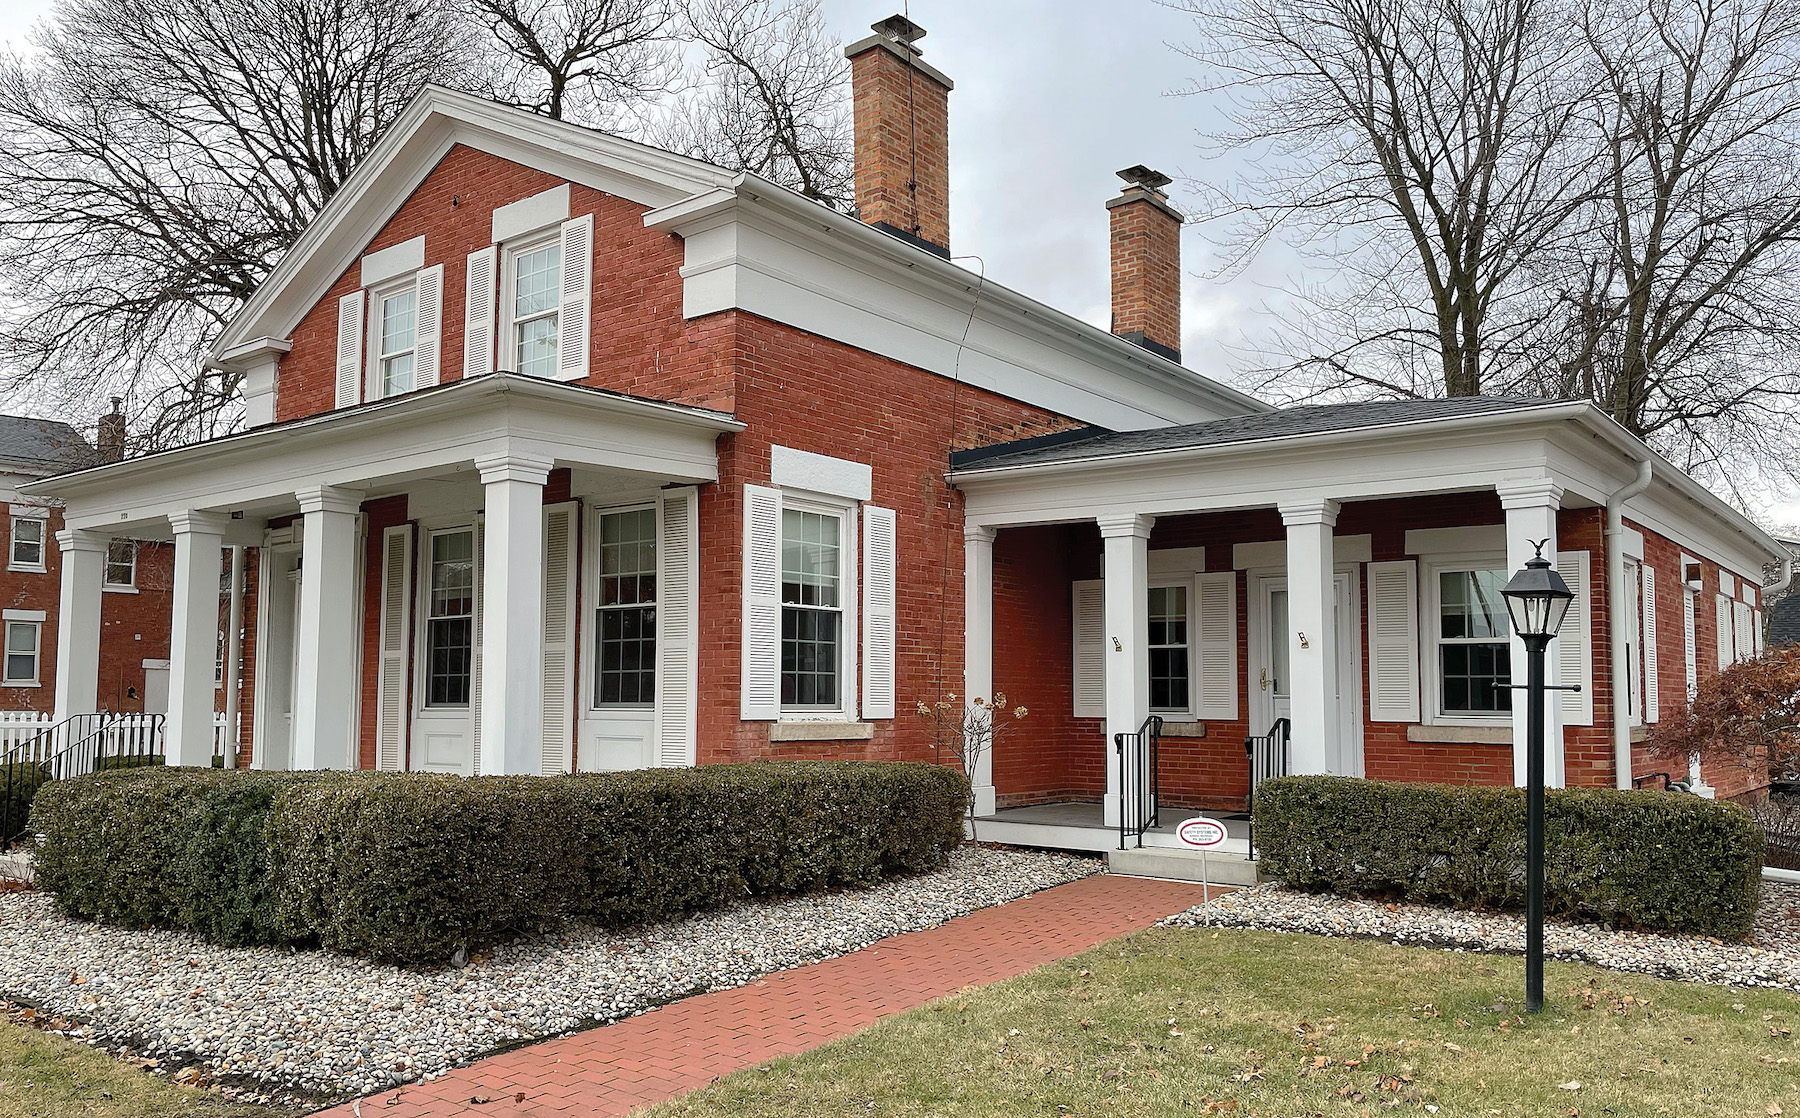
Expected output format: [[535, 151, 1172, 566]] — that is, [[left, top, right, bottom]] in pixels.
[[1166, 880, 1800, 992], [0, 846, 1098, 1100]]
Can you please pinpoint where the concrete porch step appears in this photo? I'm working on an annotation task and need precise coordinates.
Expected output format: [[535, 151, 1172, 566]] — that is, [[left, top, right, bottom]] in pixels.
[[1106, 846, 1261, 887]]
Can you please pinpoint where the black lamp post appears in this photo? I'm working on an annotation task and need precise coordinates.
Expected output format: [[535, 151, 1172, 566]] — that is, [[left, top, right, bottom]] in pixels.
[[1500, 541, 1574, 1015]]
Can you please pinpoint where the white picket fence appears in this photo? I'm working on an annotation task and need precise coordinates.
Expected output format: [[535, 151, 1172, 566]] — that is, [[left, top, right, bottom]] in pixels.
[[0, 710, 234, 759]]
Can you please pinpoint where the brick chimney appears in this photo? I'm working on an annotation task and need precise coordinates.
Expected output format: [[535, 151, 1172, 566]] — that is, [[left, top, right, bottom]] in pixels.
[[844, 15, 953, 257], [96, 397, 126, 462], [1108, 166, 1183, 362]]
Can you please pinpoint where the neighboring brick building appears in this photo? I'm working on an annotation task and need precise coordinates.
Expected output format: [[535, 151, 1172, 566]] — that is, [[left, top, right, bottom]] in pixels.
[[26, 17, 1785, 850]]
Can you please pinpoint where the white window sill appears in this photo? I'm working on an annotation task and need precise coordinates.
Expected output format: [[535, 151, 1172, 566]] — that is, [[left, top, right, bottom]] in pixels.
[[768, 721, 874, 742], [1408, 724, 1511, 745], [103, 584, 139, 594], [1, 681, 41, 689], [1156, 720, 1207, 739], [7, 565, 44, 575]]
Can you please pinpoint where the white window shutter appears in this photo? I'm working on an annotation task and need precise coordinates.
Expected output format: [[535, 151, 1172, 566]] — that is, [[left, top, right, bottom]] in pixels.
[[1716, 595, 1734, 670], [463, 246, 496, 379], [1366, 560, 1420, 723], [413, 264, 444, 387], [334, 290, 364, 408], [861, 505, 897, 719], [1623, 560, 1641, 725], [1642, 566, 1659, 723], [1683, 587, 1698, 700], [1071, 579, 1105, 719], [657, 487, 700, 765], [1754, 609, 1765, 656], [540, 502, 578, 774], [1557, 550, 1594, 725], [740, 484, 782, 720], [375, 525, 411, 771], [1193, 571, 1238, 721], [1734, 600, 1754, 663], [556, 214, 593, 381]]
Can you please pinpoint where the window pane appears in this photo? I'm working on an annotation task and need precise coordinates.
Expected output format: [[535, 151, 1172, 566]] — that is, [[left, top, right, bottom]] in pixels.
[[1441, 641, 1513, 713], [781, 605, 840, 708], [105, 539, 134, 586], [596, 509, 658, 706], [514, 244, 560, 318], [426, 531, 475, 706], [11, 518, 42, 566], [1440, 570, 1509, 640], [382, 352, 415, 397], [381, 289, 416, 355], [516, 315, 558, 378], [1150, 647, 1189, 711], [1269, 589, 1289, 698], [780, 509, 840, 608]]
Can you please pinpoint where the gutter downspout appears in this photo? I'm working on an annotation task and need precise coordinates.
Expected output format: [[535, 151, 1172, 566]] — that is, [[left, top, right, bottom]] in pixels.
[[1606, 456, 1655, 789]]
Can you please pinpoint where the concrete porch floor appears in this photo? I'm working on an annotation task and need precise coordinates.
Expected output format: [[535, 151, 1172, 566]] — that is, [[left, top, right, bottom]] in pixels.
[[973, 801, 1254, 856]]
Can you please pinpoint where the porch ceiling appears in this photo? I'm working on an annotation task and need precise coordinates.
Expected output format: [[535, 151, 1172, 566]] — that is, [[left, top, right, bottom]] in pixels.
[[23, 374, 742, 538]]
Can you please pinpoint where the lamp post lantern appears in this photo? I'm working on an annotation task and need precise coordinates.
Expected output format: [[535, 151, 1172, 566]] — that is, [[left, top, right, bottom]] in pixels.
[[1500, 540, 1575, 1015]]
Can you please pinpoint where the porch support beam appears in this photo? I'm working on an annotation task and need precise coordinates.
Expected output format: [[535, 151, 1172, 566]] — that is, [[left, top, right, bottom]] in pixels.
[[1099, 512, 1154, 829], [168, 511, 230, 767], [478, 453, 552, 776], [963, 524, 997, 817], [52, 529, 108, 721], [1498, 478, 1566, 788], [1280, 498, 1342, 774], [292, 485, 363, 771]]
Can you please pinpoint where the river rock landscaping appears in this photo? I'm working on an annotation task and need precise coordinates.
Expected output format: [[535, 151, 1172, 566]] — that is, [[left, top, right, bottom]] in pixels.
[[0, 846, 1098, 1101], [1169, 879, 1800, 991]]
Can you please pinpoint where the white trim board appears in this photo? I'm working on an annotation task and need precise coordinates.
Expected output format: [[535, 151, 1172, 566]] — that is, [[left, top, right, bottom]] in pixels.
[[770, 445, 872, 502]]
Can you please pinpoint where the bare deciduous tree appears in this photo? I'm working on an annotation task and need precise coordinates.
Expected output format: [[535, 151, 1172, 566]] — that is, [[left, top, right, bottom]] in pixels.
[[462, 0, 680, 125]]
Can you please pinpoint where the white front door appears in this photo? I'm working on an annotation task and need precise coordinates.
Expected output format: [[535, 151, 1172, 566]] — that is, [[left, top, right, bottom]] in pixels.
[[1251, 571, 1364, 772], [411, 526, 478, 775]]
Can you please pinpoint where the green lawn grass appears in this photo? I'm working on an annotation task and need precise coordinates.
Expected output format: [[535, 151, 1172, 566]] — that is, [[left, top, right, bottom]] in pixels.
[[647, 926, 1800, 1117], [0, 1015, 300, 1118]]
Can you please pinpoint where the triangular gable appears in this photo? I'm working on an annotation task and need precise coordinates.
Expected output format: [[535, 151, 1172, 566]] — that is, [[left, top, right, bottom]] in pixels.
[[212, 86, 735, 359]]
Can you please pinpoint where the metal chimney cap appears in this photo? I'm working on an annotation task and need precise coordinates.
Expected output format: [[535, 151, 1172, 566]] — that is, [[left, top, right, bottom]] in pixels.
[[872, 14, 926, 44], [1117, 165, 1173, 191]]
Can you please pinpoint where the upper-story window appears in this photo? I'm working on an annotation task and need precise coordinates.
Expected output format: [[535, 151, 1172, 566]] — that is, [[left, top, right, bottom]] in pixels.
[[104, 539, 136, 589], [508, 238, 561, 378], [8, 514, 45, 572], [372, 283, 418, 398]]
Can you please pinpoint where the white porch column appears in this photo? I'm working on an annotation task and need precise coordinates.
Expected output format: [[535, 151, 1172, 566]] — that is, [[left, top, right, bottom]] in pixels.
[[963, 523, 997, 817], [1498, 478, 1566, 788], [1281, 498, 1341, 774], [292, 485, 363, 771], [167, 512, 229, 767], [1099, 512, 1153, 828], [52, 529, 108, 721], [478, 454, 551, 776]]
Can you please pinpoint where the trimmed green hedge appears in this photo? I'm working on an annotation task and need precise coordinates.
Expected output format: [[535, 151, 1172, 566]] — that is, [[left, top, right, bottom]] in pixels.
[[31, 761, 968, 963], [1252, 776, 1765, 940]]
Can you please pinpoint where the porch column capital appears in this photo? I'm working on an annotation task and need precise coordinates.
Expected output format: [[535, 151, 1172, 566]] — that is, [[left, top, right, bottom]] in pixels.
[[168, 509, 234, 537], [54, 528, 110, 553], [1278, 497, 1341, 528], [1495, 477, 1565, 510], [1096, 512, 1155, 539], [476, 453, 553, 487], [964, 523, 997, 546], [294, 484, 364, 518]]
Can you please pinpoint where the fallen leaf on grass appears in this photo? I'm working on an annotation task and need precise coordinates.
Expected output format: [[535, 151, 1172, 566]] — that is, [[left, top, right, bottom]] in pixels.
[[1559, 1081, 1582, 1091]]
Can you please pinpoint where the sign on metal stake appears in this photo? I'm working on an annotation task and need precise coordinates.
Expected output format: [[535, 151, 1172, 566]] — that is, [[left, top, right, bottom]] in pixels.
[[1177, 816, 1227, 903]]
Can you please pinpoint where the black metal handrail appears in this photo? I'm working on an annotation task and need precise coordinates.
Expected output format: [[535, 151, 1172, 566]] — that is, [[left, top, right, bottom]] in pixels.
[[1114, 714, 1164, 850], [2, 712, 166, 850], [1243, 717, 1291, 860]]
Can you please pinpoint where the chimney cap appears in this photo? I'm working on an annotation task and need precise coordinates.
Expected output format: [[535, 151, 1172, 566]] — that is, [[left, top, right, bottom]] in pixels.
[[1117, 165, 1173, 192], [871, 14, 926, 45]]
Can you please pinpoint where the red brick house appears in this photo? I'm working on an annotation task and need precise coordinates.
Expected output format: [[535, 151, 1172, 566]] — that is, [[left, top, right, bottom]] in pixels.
[[25, 19, 1785, 852]]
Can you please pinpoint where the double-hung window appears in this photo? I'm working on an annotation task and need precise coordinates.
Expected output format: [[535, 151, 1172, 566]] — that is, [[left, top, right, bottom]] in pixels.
[[9, 515, 44, 571], [596, 508, 656, 706], [372, 284, 418, 399], [1435, 567, 1512, 715], [1148, 584, 1191, 713], [509, 239, 561, 378], [104, 539, 136, 589], [780, 506, 844, 710], [3, 621, 39, 685], [424, 529, 476, 707]]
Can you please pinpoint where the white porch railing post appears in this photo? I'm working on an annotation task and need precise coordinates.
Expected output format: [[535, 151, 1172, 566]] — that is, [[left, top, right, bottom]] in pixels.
[[1498, 478, 1567, 788], [168, 511, 230, 767], [477, 453, 551, 776], [292, 485, 363, 771], [1280, 498, 1342, 775], [963, 523, 997, 817], [1098, 512, 1153, 829], [52, 529, 108, 721]]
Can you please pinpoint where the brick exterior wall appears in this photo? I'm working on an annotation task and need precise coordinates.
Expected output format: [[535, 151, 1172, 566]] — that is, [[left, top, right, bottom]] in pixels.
[[846, 41, 951, 252], [1108, 192, 1182, 357]]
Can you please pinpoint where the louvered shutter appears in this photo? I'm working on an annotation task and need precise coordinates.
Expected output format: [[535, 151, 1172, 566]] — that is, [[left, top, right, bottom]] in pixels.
[[375, 526, 412, 771], [540, 502, 578, 774], [1642, 566, 1659, 723], [861, 506, 898, 719], [1366, 560, 1420, 723], [463, 247, 496, 378], [1683, 588, 1698, 699], [1735, 600, 1754, 662], [1557, 551, 1594, 725], [657, 487, 700, 766], [1193, 571, 1237, 720], [740, 484, 781, 720], [1623, 560, 1641, 724], [556, 214, 593, 381], [470, 520, 485, 774], [1716, 596, 1734, 669], [1071, 579, 1105, 719], [335, 290, 364, 408], [1754, 609, 1765, 656], [413, 264, 444, 386]]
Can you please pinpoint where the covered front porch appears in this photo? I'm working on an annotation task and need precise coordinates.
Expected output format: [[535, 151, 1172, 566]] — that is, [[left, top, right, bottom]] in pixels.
[[30, 374, 740, 776]]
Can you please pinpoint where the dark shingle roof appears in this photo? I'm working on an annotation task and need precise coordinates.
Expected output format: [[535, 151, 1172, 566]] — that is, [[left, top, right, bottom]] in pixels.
[[950, 396, 1571, 471], [0, 416, 93, 470], [1770, 594, 1800, 646]]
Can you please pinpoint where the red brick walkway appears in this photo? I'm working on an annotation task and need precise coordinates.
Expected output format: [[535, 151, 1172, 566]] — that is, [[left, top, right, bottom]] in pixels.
[[314, 873, 1209, 1117]]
